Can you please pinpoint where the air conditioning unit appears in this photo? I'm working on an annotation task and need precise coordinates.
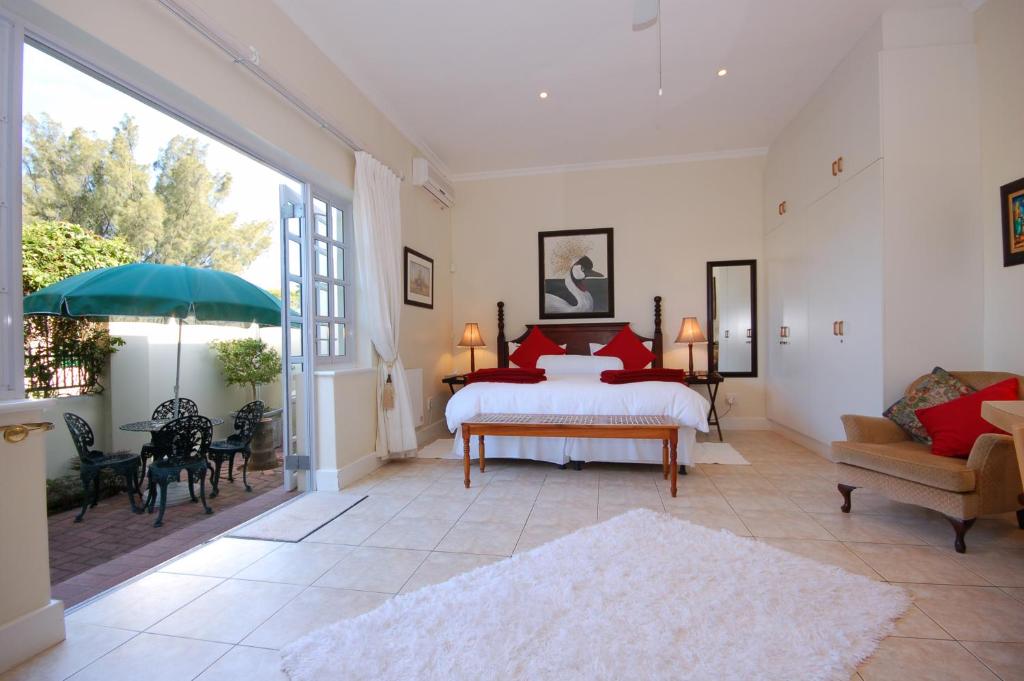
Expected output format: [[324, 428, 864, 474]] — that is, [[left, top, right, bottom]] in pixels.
[[412, 157, 455, 208]]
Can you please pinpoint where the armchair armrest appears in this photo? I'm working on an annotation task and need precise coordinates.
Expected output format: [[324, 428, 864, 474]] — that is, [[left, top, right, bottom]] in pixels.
[[840, 415, 910, 444], [966, 433, 1022, 512]]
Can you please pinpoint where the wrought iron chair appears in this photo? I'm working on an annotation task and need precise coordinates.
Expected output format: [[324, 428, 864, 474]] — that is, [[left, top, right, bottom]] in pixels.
[[144, 415, 214, 527], [208, 400, 265, 496], [140, 397, 199, 475], [63, 413, 142, 522]]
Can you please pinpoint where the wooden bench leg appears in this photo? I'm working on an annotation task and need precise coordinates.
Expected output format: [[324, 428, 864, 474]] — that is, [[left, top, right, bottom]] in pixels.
[[670, 431, 679, 497], [662, 440, 669, 480], [463, 429, 471, 488], [479, 435, 486, 472]]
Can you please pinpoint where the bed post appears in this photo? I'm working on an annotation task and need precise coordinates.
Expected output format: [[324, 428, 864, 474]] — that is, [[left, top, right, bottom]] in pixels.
[[497, 301, 508, 368], [653, 295, 663, 368]]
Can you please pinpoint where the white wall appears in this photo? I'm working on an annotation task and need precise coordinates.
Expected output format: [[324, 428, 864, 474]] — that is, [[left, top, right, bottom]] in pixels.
[[976, 0, 1024, 375], [451, 156, 767, 424]]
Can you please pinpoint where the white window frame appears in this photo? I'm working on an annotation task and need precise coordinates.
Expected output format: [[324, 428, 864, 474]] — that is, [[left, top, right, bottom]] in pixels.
[[308, 190, 354, 367], [0, 14, 24, 402]]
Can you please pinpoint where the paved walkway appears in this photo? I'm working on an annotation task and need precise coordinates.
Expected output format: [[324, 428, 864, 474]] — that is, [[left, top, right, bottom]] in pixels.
[[49, 459, 294, 607]]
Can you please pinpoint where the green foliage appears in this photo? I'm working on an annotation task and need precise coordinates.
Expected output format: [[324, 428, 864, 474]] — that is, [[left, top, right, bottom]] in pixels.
[[22, 114, 271, 274], [22, 221, 134, 397], [46, 470, 122, 515], [210, 338, 281, 401]]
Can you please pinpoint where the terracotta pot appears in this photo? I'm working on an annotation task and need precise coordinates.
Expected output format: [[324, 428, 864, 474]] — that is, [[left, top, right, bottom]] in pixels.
[[249, 408, 282, 471]]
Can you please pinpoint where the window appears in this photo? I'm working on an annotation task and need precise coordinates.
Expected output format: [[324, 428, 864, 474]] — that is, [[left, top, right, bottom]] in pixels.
[[311, 196, 351, 362]]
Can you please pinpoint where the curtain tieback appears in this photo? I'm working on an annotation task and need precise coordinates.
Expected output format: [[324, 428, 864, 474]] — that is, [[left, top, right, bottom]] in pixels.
[[382, 363, 396, 410]]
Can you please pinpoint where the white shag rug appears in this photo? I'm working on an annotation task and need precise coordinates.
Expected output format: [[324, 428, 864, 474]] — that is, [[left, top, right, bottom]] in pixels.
[[417, 438, 750, 465], [281, 509, 908, 681]]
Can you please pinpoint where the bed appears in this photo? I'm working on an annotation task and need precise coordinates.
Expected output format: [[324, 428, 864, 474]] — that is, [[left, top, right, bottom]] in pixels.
[[444, 297, 710, 467]]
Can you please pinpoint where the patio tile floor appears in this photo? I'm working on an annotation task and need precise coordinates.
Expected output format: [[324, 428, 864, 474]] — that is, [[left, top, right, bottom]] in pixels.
[[49, 457, 292, 607]]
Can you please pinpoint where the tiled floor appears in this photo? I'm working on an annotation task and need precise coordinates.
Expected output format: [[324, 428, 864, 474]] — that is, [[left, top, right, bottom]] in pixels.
[[7, 430, 1024, 680]]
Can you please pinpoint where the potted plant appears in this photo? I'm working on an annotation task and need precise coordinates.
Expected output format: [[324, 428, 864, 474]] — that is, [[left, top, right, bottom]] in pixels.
[[210, 338, 282, 470]]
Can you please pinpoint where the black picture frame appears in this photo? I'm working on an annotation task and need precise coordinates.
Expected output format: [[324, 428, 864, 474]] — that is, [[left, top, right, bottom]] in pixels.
[[706, 259, 758, 378], [537, 228, 614, 319], [403, 247, 434, 309], [1000, 177, 1024, 267]]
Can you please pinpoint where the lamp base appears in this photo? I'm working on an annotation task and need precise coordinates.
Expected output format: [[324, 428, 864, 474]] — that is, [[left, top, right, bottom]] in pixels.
[[470, 347, 476, 373], [687, 342, 694, 375]]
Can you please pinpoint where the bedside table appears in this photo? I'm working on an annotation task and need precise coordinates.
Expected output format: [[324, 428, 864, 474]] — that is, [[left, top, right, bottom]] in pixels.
[[686, 371, 724, 441], [442, 374, 467, 394]]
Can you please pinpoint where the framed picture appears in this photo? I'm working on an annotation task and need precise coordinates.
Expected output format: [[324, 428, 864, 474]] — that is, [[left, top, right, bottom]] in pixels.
[[403, 247, 434, 309], [1001, 177, 1024, 267], [538, 228, 614, 319]]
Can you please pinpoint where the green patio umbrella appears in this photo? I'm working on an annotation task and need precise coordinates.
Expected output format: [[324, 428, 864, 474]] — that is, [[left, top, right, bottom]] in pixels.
[[24, 263, 282, 417]]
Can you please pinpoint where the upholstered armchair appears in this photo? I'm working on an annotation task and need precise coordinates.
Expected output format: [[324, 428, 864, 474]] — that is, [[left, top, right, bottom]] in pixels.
[[832, 371, 1024, 553]]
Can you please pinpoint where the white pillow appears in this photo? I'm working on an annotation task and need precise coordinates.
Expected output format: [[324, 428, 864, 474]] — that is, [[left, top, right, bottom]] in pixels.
[[536, 354, 624, 375], [508, 342, 567, 369], [588, 340, 653, 355]]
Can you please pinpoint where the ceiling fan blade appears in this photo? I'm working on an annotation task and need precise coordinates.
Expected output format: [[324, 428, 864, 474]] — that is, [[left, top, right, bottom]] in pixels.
[[632, 0, 659, 31]]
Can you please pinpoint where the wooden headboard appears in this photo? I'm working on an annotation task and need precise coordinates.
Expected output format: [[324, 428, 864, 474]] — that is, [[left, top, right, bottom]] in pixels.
[[496, 296, 663, 368]]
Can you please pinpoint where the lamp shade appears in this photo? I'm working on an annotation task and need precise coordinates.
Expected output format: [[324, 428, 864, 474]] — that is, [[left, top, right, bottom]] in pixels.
[[458, 322, 486, 348], [675, 317, 707, 344]]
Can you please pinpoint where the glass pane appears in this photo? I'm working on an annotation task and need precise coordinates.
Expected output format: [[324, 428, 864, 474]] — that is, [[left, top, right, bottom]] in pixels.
[[289, 323, 302, 357], [288, 240, 301, 276], [334, 323, 346, 356], [315, 281, 329, 317], [286, 204, 301, 236], [314, 212, 327, 237], [332, 245, 344, 280], [288, 281, 302, 316], [316, 322, 330, 357], [314, 240, 328, 277], [288, 362, 306, 457], [331, 206, 343, 242], [313, 198, 327, 217], [333, 283, 345, 318]]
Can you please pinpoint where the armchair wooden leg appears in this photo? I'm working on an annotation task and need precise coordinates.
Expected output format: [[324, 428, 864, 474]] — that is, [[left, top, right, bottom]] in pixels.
[[1016, 509, 1024, 530], [838, 484, 856, 513], [944, 515, 976, 554]]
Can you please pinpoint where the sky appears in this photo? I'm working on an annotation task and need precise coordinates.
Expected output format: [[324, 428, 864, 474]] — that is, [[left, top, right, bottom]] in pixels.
[[21, 44, 293, 290]]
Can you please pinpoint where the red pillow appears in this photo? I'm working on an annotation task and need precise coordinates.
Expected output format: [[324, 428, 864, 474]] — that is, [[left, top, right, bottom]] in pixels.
[[915, 378, 1019, 457], [508, 327, 566, 369], [594, 327, 656, 371]]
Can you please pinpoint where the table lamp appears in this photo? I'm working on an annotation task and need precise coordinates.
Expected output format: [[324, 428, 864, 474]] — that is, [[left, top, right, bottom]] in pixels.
[[458, 322, 486, 372], [675, 317, 707, 375]]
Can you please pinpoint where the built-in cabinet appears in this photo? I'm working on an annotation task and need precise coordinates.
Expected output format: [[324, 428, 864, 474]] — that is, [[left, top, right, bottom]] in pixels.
[[764, 12, 983, 446]]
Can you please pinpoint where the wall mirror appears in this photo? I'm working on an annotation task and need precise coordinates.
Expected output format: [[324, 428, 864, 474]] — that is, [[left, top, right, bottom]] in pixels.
[[707, 260, 757, 377]]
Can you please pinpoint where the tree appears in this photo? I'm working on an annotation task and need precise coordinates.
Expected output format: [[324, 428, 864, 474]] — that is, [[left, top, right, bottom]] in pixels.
[[210, 338, 281, 402], [22, 114, 271, 273], [22, 221, 135, 397]]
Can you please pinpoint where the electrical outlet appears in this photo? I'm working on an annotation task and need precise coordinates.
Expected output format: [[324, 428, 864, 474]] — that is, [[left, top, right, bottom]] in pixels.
[[725, 393, 737, 406]]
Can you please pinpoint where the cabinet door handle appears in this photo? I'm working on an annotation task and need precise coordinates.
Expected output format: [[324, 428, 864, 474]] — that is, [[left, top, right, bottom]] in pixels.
[[837, 156, 844, 174], [838, 320, 845, 336], [832, 160, 838, 177], [832, 321, 839, 336]]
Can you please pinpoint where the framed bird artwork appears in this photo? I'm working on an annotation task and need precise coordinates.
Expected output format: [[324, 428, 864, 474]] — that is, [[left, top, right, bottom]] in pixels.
[[537, 228, 614, 319]]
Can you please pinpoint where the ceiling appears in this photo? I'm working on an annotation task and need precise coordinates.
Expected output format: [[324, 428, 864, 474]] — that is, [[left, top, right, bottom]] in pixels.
[[274, 0, 962, 178]]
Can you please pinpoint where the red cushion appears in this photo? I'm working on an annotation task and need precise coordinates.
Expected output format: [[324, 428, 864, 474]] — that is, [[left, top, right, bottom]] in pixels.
[[594, 327, 656, 371], [508, 327, 566, 369], [915, 378, 1019, 457]]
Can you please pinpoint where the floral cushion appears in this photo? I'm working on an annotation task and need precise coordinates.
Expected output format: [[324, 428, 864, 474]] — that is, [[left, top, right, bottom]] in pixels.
[[883, 367, 974, 444]]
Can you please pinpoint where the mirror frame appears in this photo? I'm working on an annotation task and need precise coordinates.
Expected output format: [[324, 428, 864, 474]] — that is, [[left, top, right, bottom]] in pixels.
[[706, 259, 758, 378]]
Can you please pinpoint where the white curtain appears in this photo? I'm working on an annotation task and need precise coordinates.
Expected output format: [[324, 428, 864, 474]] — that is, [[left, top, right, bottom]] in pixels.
[[353, 151, 418, 457]]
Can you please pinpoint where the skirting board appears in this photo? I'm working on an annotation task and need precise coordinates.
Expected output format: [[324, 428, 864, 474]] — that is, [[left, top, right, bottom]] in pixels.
[[0, 599, 65, 674], [317, 451, 384, 491], [719, 416, 772, 431], [768, 420, 834, 459], [416, 418, 449, 447]]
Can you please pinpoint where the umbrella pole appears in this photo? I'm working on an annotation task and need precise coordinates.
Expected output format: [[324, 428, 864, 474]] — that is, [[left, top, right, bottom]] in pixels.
[[174, 318, 183, 419]]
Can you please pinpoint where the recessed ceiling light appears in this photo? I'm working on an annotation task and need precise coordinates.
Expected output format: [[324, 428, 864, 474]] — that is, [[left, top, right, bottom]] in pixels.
[[717, 68, 728, 77], [539, 91, 549, 99]]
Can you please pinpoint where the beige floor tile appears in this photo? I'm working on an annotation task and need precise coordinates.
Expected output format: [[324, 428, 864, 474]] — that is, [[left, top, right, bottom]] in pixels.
[[787, 489, 856, 514], [515, 524, 580, 553], [889, 605, 952, 640], [159, 538, 280, 578], [68, 572, 223, 631], [528, 501, 597, 527], [361, 516, 456, 550], [0, 623, 135, 681], [598, 501, 665, 520], [811, 513, 929, 545], [340, 494, 412, 520], [461, 498, 535, 524], [960, 642, 1024, 681], [313, 546, 428, 593], [660, 491, 734, 513], [665, 509, 751, 536], [952, 548, 1024, 588], [858, 638, 999, 680], [194, 646, 288, 680], [760, 538, 881, 579], [435, 520, 524, 556], [909, 584, 1024, 643], [148, 578, 303, 644], [722, 492, 801, 512], [303, 515, 387, 545], [241, 586, 390, 649], [400, 552, 502, 594], [394, 495, 473, 521], [475, 481, 542, 502], [735, 510, 834, 540], [1002, 587, 1024, 603], [363, 477, 433, 497], [66, 633, 231, 681], [233, 542, 353, 585], [846, 544, 990, 586]]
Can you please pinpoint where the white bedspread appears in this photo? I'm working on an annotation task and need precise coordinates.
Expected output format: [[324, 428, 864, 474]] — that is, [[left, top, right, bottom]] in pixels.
[[444, 376, 710, 466]]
